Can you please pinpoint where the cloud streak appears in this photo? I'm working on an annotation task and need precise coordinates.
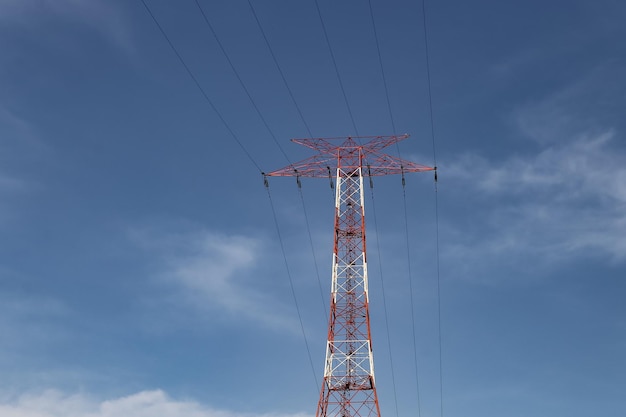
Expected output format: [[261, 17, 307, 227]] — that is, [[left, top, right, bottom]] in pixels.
[[131, 228, 298, 332], [0, 0, 133, 53], [443, 129, 626, 279], [438, 62, 626, 281], [0, 389, 311, 417]]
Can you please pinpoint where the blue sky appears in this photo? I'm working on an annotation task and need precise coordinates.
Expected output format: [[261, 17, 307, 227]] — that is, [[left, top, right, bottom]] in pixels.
[[1, 0, 625, 416]]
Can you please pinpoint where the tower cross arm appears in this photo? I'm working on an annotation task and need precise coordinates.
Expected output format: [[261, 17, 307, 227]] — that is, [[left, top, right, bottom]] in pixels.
[[364, 150, 434, 176], [266, 135, 434, 178], [360, 133, 410, 152], [290, 134, 410, 153], [265, 153, 337, 178]]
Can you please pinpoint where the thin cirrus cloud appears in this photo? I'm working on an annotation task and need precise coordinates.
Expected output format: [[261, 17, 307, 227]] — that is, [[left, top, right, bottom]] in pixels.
[[0, 106, 44, 149], [0, 292, 68, 354], [447, 131, 626, 270], [444, 129, 626, 275], [513, 63, 626, 145], [0, 389, 312, 417], [438, 64, 626, 277], [0, 173, 26, 194], [130, 228, 299, 332], [0, 0, 133, 53]]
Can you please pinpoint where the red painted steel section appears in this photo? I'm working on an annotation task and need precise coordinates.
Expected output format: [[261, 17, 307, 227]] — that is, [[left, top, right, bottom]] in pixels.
[[266, 135, 433, 179]]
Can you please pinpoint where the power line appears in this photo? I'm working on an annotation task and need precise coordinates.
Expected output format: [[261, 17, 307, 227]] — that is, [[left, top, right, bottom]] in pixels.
[[366, 2, 423, 415], [193, 0, 334, 390], [246, 0, 315, 139], [298, 185, 329, 322], [365, 3, 407, 417], [192, 0, 327, 390], [420, 1, 444, 417], [421, 0, 438, 167], [434, 169, 443, 417], [138, 0, 261, 172], [367, 0, 397, 137], [313, 0, 360, 137], [368, 185, 400, 417], [193, 0, 291, 164], [402, 181, 423, 417], [241, 0, 331, 321], [139, 0, 320, 393], [265, 182, 320, 393], [192, 0, 329, 324]]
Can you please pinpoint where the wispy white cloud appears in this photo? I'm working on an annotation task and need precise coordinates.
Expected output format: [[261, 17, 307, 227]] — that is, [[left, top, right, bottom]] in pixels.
[[0, 107, 47, 224], [0, 389, 311, 417], [449, 130, 626, 201], [513, 63, 626, 145], [0, 292, 69, 348], [444, 130, 626, 277], [0, 106, 44, 149], [0, 291, 70, 379], [0, 0, 133, 53], [130, 228, 298, 332], [438, 62, 626, 280], [0, 173, 26, 193]]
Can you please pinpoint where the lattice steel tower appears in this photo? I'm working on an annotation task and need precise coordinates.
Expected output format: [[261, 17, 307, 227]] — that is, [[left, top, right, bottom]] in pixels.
[[267, 135, 433, 417]]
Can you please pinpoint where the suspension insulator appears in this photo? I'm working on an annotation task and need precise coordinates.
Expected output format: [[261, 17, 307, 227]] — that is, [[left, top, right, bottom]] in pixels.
[[327, 166, 334, 189]]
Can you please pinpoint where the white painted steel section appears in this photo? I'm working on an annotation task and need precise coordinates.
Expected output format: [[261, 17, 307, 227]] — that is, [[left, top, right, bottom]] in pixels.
[[323, 165, 376, 384], [331, 172, 341, 304], [359, 171, 370, 304]]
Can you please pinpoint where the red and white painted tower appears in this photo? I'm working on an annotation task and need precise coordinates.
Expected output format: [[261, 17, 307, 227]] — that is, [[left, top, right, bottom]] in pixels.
[[267, 135, 433, 417]]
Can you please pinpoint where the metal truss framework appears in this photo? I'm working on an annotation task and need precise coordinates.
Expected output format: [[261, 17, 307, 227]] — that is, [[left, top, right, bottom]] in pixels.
[[267, 135, 433, 417]]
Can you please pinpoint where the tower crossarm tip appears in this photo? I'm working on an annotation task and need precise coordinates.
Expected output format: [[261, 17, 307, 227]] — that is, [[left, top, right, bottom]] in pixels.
[[364, 150, 434, 176], [265, 153, 337, 178]]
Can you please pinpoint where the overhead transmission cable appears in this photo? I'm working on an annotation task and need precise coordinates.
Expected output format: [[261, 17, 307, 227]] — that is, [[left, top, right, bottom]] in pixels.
[[246, 0, 314, 139], [138, 0, 319, 393], [265, 181, 320, 391], [138, 0, 261, 172], [192, 0, 329, 323], [420, 1, 444, 417], [246, 0, 329, 317], [313, 0, 360, 138], [365, 4, 401, 417], [400, 175, 423, 417], [367, 0, 398, 137], [191, 0, 326, 391], [422, 0, 438, 168], [367, 2, 424, 416], [366, 182, 400, 417], [193, 0, 291, 164], [297, 184, 328, 322]]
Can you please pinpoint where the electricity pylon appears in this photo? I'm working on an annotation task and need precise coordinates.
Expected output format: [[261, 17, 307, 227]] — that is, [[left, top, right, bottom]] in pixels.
[[267, 135, 433, 417]]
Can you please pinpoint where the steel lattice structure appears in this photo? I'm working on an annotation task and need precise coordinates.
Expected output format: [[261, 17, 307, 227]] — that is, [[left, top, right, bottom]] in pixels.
[[267, 135, 433, 417]]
